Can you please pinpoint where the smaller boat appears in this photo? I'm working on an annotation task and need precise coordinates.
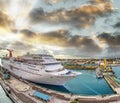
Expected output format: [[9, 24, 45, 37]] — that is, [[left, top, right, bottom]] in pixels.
[[96, 68, 103, 78]]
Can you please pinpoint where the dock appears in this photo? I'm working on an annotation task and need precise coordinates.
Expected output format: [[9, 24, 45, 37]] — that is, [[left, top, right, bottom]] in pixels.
[[1, 67, 120, 103], [0, 73, 68, 103], [104, 75, 120, 94]]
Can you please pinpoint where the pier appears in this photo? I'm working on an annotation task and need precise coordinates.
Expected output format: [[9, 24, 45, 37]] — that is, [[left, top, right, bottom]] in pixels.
[[104, 75, 120, 94], [0, 72, 68, 103]]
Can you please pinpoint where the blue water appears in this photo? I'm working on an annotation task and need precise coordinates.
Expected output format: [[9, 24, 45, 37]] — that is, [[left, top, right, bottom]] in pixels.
[[0, 85, 13, 103], [65, 70, 114, 95], [112, 66, 120, 79], [39, 70, 115, 96]]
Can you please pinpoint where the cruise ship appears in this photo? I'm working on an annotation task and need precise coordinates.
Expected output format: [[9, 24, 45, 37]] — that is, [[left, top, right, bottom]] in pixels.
[[1, 50, 81, 85]]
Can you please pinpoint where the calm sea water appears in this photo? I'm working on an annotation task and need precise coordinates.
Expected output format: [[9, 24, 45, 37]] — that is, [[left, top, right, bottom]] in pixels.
[[112, 66, 120, 79], [39, 69, 117, 96], [0, 85, 13, 103]]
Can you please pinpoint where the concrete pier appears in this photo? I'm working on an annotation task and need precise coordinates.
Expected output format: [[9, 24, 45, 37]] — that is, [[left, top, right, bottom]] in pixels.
[[104, 75, 120, 94], [0, 75, 68, 103]]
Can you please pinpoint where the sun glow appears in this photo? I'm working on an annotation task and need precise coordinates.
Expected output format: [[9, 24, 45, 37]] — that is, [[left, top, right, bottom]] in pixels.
[[4, 0, 37, 30], [0, 0, 38, 45], [0, 32, 21, 42]]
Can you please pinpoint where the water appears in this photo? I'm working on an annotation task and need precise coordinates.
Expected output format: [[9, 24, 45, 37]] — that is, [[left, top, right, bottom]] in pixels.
[[65, 70, 114, 95], [112, 66, 120, 79], [39, 70, 115, 96], [0, 85, 13, 103]]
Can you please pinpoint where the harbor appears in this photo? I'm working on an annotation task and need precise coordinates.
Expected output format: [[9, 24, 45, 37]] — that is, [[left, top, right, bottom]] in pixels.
[[1, 0, 120, 102], [1, 65, 120, 103]]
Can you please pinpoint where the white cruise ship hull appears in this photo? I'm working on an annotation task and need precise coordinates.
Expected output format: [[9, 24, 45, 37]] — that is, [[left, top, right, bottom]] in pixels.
[[2, 60, 80, 85]]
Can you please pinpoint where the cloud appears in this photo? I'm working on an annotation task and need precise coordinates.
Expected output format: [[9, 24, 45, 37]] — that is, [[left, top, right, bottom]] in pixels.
[[29, 7, 45, 23], [107, 46, 120, 54], [89, 0, 110, 4], [0, 40, 34, 51], [10, 41, 34, 51], [0, 41, 10, 49], [0, 0, 118, 58], [97, 32, 120, 56], [20, 29, 36, 38], [106, 46, 120, 58], [21, 29, 102, 56], [29, 0, 113, 29], [97, 32, 120, 46], [21, 29, 70, 46], [0, 10, 13, 30], [0, 0, 10, 11], [44, 0, 62, 5], [113, 22, 120, 28]]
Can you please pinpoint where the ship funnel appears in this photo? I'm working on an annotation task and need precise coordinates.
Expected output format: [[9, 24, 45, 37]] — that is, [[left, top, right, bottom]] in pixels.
[[7, 49, 13, 58]]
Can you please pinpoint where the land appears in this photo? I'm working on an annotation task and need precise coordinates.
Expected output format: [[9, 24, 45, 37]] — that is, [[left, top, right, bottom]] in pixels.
[[57, 58, 120, 70]]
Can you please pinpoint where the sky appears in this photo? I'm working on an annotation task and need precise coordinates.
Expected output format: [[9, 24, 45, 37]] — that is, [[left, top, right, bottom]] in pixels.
[[0, 0, 120, 58]]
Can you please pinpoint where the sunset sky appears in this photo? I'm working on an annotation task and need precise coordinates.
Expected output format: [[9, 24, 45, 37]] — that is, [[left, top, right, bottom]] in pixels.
[[0, 0, 120, 58]]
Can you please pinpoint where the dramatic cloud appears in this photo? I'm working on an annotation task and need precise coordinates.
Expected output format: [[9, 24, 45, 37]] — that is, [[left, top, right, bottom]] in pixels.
[[29, 0, 113, 29], [10, 41, 34, 51], [97, 32, 120, 56], [29, 7, 45, 23], [114, 22, 120, 28], [89, 0, 110, 4], [21, 29, 102, 56], [97, 32, 120, 46], [0, 0, 119, 58], [20, 29, 36, 38], [0, 11, 13, 30]]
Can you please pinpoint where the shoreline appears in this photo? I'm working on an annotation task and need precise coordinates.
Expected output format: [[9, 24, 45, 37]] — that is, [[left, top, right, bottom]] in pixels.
[[65, 64, 120, 70]]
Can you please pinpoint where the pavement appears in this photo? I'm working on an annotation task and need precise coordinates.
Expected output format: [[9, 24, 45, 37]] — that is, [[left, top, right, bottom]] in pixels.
[[8, 78, 30, 92]]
